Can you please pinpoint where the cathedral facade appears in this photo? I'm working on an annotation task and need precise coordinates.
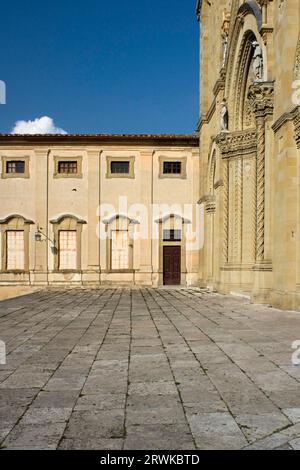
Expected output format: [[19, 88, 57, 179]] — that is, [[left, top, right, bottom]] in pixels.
[[197, 0, 300, 310]]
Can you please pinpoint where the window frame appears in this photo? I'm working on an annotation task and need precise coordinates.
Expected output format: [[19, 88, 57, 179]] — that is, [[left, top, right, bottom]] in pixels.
[[1, 156, 30, 179], [163, 229, 182, 242], [106, 156, 135, 179], [110, 230, 130, 271], [0, 215, 33, 273], [6, 230, 25, 271], [53, 156, 83, 179], [58, 230, 77, 271], [163, 161, 182, 175], [158, 156, 187, 179], [57, 161, 78, 175]]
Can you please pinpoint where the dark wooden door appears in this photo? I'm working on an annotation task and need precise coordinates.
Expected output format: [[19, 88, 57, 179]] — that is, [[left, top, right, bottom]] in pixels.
[[163, 246, 181, 285]]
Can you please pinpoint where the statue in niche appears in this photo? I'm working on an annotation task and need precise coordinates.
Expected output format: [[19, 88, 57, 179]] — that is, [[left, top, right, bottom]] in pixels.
[[252, 41, 264, 82], [220, 99, 229, 132], [222, 32, 228, 67]]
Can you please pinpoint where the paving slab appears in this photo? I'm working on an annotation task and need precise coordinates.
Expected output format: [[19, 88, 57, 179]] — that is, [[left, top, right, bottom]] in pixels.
[[0, 287, 300, 450]]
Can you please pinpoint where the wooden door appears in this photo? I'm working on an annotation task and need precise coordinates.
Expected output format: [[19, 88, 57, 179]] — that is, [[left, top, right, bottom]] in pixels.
[[163, 246, 181, 285]]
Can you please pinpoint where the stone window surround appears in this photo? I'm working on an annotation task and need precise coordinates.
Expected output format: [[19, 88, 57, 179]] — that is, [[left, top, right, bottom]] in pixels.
[[1, 156, 30, 179], [158, 156, 187, 179], [106, 156, 135, 179], [50, 215, 86, 272], [103, 215, 139, 273], [53, 156, 83, 179], [0, 215, 34, 272]]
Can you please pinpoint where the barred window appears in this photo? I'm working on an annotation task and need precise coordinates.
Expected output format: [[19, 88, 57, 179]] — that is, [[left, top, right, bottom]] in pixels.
[[111, 230, 129, 270], [59, 231, 77, 270], [6, 161, 25, 174], [58, 161, 78, 174], [163, 162, 182, 174], [111, 161, 130, 174], [6, 231, 25, 270]]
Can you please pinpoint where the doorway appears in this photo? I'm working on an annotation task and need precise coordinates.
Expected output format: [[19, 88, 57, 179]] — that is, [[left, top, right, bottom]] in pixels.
[[163, 246, 181, 285]]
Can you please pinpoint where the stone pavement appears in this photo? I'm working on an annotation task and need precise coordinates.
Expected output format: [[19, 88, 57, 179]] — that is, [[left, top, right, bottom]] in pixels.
[[0, 288, 300, 450]]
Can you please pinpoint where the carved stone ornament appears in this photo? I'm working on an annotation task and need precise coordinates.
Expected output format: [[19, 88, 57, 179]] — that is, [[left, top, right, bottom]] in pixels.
[[248, 82, 274, 118], [215, 130, 257, 159], [293, 108, 300, 148], [294, 34, 300, 80]]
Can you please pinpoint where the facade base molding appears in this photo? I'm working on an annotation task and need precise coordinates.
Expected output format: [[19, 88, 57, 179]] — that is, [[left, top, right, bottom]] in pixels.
[[252, 261, 273, 272]]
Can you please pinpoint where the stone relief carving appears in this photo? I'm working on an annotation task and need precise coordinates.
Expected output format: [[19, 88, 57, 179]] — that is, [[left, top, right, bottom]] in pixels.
[[216, 130, 257, 159], [294, 34, 300, 80]]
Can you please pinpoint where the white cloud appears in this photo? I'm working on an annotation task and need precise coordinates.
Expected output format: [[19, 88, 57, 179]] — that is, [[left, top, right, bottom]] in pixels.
[[11, 116, 67, 135]]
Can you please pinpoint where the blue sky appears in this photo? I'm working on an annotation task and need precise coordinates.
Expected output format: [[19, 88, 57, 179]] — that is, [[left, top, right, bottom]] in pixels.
[[0, 0, 199, 135]]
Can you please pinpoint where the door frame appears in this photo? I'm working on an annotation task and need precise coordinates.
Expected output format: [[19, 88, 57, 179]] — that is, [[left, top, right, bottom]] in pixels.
[[163, 245, 181, 285]]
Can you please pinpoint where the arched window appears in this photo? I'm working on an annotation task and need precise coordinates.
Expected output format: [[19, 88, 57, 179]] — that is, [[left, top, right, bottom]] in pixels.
[[0, 215, 34, 272], [102, 215, 139, 272], [50, 215, 86, 271]]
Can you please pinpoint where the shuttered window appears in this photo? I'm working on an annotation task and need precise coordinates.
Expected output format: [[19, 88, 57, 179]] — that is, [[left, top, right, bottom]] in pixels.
[[59, 231, 77, 270], [7, 231, 25, 270], [111, 230, 129, 270]]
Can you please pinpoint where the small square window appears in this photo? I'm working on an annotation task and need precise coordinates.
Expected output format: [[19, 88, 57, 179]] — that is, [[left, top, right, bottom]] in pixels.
[[163, 230, 182, 242], [58, 161, 78, 174], [111, 161, 130, 174], [163, 162, 182, 174], [6, 161, 25, 174]]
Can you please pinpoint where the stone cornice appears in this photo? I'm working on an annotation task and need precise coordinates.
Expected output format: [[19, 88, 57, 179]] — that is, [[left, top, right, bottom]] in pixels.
[[198, 194, 216, 213], [272, 107, 299, 132], [213, 77, 226, 97], [198, 100, 216, 132], [215, 130, 257, 159], [271, 106, 300, 148]]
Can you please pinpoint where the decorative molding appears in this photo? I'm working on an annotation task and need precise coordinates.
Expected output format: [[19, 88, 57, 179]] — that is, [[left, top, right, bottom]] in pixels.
[[213, 78, 225, 97], [238, 1, 263, 31], [294, 33, 300, 80], [0, 214, 34, 225], [198, 195, 216, 214], [50, 214, 87, 225], [214, 179, 224, 190], [272, 106, 300, 148], [215, 130, 257, 159], [248, 82, 274, 263], [222, 160, 229, 263], [198, 100, 216, 132], [293, 108, 300, 149], [272, 106, 299, 133], [103, 214, 140, 226], [248, 81, 275, 119]]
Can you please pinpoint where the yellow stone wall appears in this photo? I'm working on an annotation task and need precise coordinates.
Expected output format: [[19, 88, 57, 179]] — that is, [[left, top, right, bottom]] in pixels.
[[198, 0, 300, 310], [0, 137, 199, 287]]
